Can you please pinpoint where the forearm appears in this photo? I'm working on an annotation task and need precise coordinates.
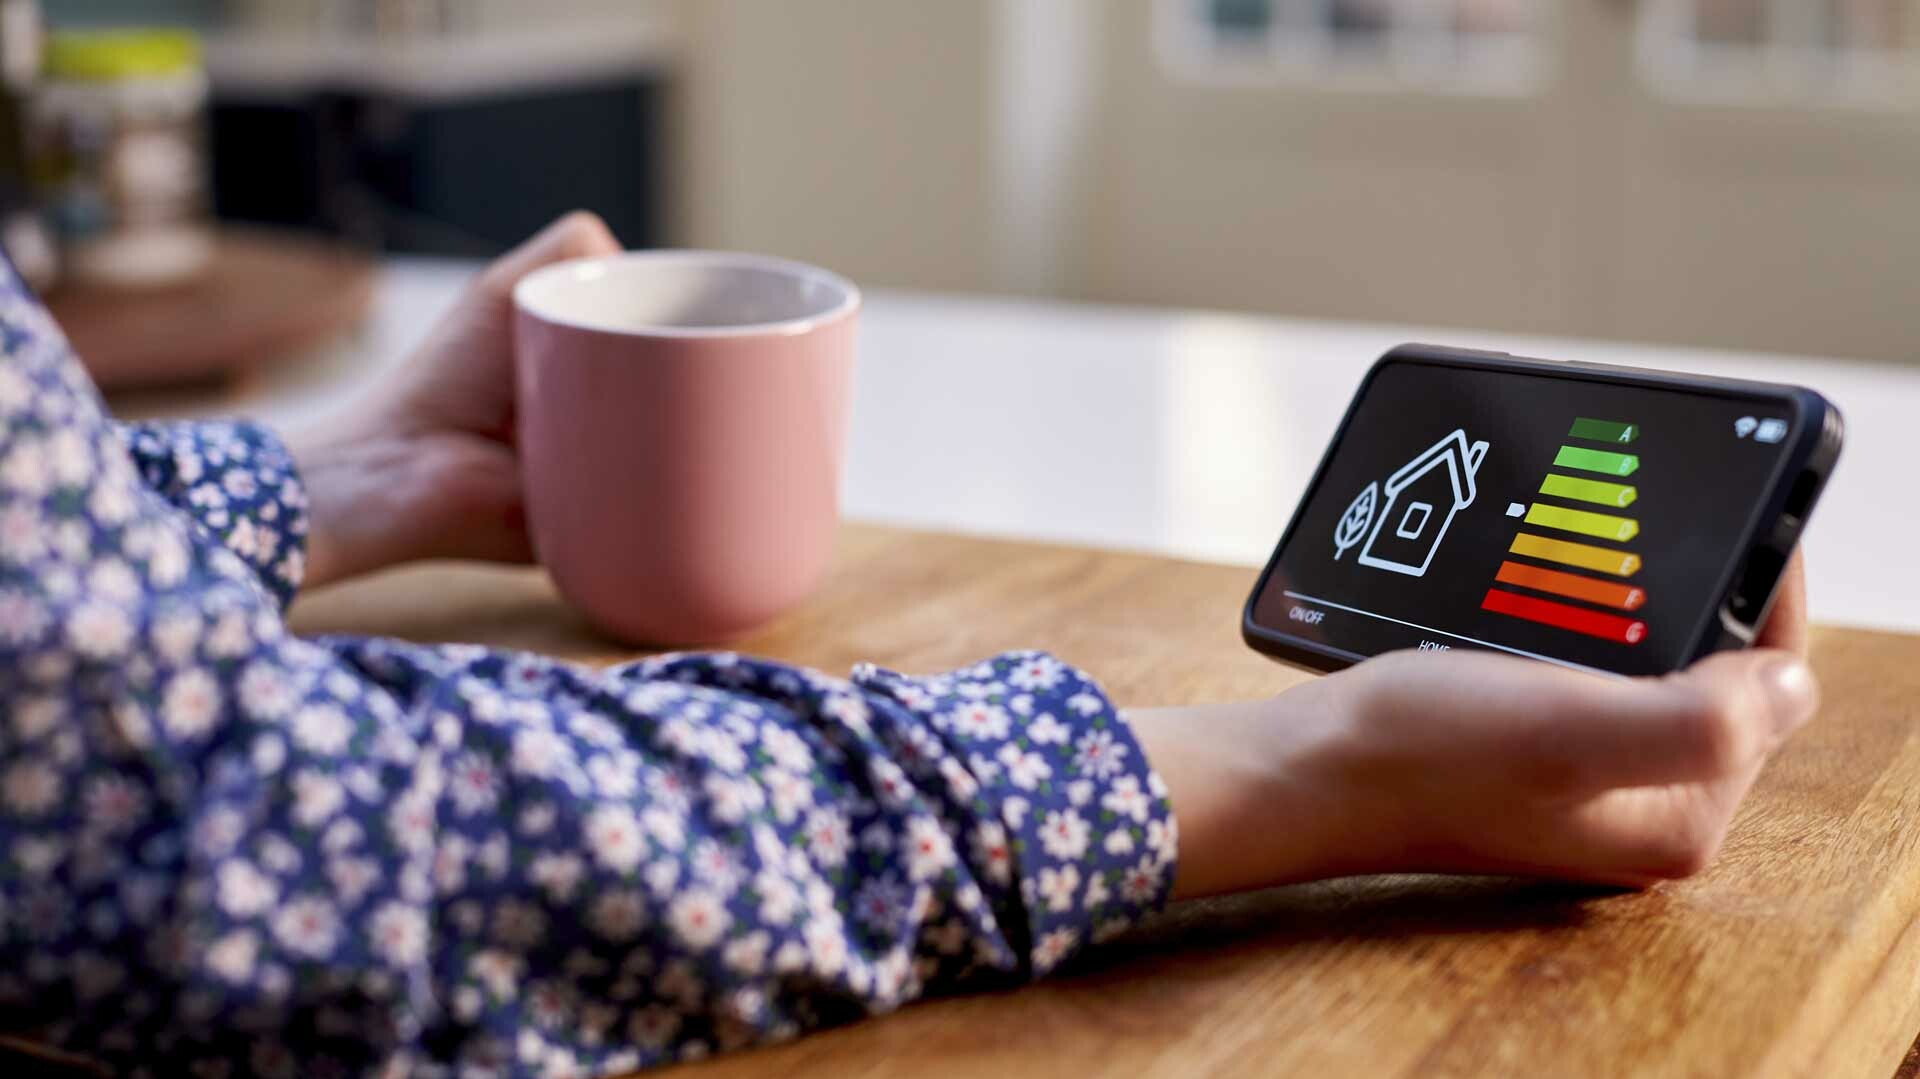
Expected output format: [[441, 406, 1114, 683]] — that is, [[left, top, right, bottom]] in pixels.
[[357, 645, 1176, 1070], [1127, 686, 1389, 900]]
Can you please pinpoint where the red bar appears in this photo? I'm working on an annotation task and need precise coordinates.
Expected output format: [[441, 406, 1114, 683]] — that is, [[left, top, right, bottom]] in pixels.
[[1482, 588, 1647, 645]]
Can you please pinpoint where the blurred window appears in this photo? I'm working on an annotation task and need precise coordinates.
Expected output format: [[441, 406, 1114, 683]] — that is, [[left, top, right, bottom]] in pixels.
[[1159, 0, 1549, 93], [1638, 0, 1920, 104]]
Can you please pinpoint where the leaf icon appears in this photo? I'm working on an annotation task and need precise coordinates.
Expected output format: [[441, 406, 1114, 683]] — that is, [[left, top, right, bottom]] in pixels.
[[1334, 481, 1377, 561]]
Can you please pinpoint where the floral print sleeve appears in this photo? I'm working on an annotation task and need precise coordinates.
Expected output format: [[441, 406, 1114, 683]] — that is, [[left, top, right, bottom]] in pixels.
[[119, 418, 309, 611], [0, 258, 1178, 1076]]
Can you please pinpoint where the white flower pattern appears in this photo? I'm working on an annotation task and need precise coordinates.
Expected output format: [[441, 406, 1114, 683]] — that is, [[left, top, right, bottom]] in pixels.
[[0, 259, 1176, 1076]]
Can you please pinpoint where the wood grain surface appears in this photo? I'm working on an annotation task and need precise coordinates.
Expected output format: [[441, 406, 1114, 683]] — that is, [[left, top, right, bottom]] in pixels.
[[291, 524, 1920, 1079]]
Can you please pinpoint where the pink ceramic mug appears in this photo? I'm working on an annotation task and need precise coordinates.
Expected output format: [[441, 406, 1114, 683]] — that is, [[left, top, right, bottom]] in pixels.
[[512, 251, 859, 644]]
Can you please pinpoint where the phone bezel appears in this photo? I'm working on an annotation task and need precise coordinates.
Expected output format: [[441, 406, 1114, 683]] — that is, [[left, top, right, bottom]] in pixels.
[[1241, 344, 1845, 675]]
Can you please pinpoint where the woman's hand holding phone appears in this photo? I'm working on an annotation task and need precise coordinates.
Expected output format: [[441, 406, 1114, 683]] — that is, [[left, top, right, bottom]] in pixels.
[[1132, 554, 1816, 900]]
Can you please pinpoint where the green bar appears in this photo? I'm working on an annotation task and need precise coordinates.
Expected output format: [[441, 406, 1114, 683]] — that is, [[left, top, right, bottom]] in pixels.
[[1554, 445, 1639, 477], [1540, 473, 1638, 508], [1569, 417, 1639, 444], [1525, 502, 1640, 542]]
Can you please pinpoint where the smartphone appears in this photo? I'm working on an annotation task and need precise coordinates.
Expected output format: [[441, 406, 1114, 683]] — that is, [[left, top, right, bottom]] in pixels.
[[1242, 345, 1844, 677]]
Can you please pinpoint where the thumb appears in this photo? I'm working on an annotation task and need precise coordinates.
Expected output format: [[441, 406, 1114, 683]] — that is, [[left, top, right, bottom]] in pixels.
[[1668, 648, 1821, 753], [478, 210, 624, 305], [383, 212, 625, 439]]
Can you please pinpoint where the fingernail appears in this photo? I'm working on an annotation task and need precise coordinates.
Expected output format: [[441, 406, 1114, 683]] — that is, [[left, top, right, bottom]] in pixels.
[[1761, 655, 1819, 733]]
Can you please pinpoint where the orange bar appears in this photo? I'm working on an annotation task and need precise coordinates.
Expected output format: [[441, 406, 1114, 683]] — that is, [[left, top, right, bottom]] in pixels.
[[1495, 560, 1646, 611]]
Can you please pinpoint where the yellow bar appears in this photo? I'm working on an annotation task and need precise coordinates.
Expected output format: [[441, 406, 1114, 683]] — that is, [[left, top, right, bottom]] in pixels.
[[1510, 532, 1642, 577], [1524, 502, 1640, 542], [1540, 473, 1637, 508]]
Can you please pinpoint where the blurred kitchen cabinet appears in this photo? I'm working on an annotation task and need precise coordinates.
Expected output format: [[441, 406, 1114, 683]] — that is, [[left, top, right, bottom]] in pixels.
[[205, 22, 667, 255], [1609, 0, 1920, 362], [1084, 0, 1920, 362], [675, 0, 1002, 293], [1086, 0, 1578, 337]]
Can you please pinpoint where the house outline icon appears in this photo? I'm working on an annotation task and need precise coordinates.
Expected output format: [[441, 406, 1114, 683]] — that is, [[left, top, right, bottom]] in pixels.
[[1356, 428, 1490, 578]]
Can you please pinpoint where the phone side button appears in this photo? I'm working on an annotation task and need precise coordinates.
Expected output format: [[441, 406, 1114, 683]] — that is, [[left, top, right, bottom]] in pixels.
[[1782, 468, 1822, 524], [1726, 544, 1788, 628], [1718, 605, 1757, 645]]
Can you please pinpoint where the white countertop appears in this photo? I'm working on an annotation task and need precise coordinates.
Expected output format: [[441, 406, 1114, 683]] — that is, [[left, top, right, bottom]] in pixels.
[[154, 257, 1920, 635]]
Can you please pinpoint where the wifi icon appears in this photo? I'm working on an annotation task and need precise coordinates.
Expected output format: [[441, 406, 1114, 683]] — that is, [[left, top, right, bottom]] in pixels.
[[1735, 416, 1759, 439]]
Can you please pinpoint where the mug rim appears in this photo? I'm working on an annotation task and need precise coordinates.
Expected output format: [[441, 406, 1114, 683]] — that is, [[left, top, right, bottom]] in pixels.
[[513, 249, 862, 339]]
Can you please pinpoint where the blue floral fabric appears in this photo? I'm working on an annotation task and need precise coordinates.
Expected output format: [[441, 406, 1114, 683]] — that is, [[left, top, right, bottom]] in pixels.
[[0, 259, 1178, 1076]]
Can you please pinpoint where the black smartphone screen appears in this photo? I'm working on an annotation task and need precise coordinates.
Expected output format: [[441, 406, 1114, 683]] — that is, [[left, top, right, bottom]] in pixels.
[[1247, 356, 1815, 677]]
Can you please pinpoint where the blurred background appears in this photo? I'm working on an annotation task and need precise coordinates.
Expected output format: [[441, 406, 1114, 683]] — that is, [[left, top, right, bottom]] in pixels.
[[7, 0, 1915, 362], [0, 0, 1914, 630]]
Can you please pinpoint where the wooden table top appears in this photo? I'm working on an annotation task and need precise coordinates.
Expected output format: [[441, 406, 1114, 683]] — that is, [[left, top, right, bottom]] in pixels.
[[291, 524, 1920, 1079]]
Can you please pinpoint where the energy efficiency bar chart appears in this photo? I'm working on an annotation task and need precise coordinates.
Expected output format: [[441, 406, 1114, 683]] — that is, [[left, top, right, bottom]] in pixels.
[[1486, 416, 1650, 646]]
